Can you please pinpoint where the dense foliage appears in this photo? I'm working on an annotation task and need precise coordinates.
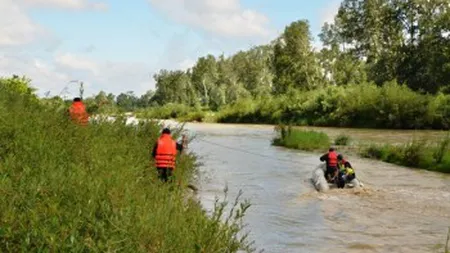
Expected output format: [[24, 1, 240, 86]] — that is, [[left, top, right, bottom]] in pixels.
[[216, 82, 450, 129], [0, 77, 254, 252]]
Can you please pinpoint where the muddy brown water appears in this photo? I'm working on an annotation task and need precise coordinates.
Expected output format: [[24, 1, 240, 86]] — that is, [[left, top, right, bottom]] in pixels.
[[162, 121, 450, 253]]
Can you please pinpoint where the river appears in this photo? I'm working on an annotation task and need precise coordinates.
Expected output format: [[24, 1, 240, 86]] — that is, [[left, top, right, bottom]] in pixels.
[[163, 121, 450, 253]]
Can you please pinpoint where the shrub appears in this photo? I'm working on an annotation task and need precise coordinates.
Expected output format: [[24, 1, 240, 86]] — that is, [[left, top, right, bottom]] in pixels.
[[334, 134, 352, 146], [178, 111, 206, 122], [434, 134, 450, 164]]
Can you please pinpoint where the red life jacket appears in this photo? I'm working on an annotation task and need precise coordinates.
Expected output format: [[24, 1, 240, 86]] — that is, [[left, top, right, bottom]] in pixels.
[[69, 101, 89, 126], [328, 151, 338, 167], [155, 134, 177, 169]]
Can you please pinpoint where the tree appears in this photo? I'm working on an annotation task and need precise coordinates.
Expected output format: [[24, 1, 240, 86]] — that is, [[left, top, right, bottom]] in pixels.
[[328, 0, 450, 92], [152, 70, 195, 106], [191, 55, 219, 106], [138, 90, 155, 108], [116, 91, 138, 111], [272, 20, 321, 94], [319, 22, 367, 85]]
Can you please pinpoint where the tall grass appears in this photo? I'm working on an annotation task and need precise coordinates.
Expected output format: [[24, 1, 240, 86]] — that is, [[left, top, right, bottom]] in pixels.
[[272, 125, 331, 151], [360, 135, 450, 173], [0, 78, 255, 252]]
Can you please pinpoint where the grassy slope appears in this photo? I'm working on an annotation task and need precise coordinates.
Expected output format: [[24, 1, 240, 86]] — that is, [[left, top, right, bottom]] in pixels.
[[0, 81, 254, 252]]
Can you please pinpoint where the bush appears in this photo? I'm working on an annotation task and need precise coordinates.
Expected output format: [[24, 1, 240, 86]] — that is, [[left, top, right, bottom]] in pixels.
[[334, 134, 352, 146], [272, 125, 331, 151], [217, 96, 284, 124], [178, 111, 206, 122], [0, 77, 254, 252]]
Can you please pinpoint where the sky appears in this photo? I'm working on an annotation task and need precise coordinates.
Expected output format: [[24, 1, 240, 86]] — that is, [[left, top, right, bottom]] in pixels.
[[0, 0, 341, 98]]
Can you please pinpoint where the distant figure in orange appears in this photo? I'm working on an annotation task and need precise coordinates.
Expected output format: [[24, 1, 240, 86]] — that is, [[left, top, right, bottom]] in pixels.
[[68, 97, 89, 126]]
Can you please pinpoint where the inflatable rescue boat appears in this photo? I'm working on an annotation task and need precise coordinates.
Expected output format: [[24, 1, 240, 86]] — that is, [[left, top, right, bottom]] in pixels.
[[311, 164, 363, 192]]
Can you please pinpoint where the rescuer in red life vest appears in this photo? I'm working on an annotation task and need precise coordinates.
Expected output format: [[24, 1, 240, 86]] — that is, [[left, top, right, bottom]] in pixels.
[[68, 97, 89, 126], [320, 147, 339, 183], [151, 128, 186, 182]]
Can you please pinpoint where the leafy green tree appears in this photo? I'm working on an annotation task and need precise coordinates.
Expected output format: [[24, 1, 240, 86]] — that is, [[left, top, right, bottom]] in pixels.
[[191, 55, 219, 106], [272, 20, 321, 94], [319, 22, 367, 85], [329, 0, 450, 92], [116, 91, 138, 111], [137, 90, 155, 108]]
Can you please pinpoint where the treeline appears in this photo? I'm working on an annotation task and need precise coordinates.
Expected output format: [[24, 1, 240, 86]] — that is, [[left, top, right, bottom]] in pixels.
[[59, 0, 450, 129], [148, 0, 450, 101], [43, 90, 156, 114]]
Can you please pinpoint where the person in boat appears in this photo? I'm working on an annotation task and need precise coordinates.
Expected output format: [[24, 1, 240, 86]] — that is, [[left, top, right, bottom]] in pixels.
[[336, 154, 356, 188], [320, 147, 339, 183]]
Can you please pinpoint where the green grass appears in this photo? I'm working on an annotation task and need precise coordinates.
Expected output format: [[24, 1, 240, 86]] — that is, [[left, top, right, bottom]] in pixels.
[[272, 125, 331, 151], [0, 78, 255, 252], [360, 136, 450, 174]]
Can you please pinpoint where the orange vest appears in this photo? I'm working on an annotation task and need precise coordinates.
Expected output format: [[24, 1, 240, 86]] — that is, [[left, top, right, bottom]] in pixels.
[[328, 151, 338, 167], [155, 134, 177, 169], [69, 101, 89, 126]]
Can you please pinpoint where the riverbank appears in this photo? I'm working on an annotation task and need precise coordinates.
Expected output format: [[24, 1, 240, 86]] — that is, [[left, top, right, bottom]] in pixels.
[[0, 79, 254, 252], [272, 125, 450, 174]]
